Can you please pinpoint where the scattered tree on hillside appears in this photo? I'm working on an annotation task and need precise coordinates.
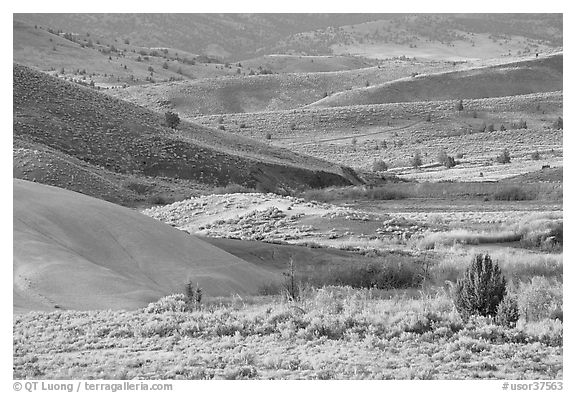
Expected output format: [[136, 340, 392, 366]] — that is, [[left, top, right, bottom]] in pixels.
[[372, 160, 388, 172], [425, 113, 431, 122], [553, 116, 563, 130], [456, 99, 464, 111], [410, 151, 423, 168], [487, 124, 495, 132], [165, 111, 180, 129], [496, 149, 511, 164], [162, 61, 169, 70], [437, 150, 456, 168], [500, 124, 506, 131], [531, 151, 541, 160]]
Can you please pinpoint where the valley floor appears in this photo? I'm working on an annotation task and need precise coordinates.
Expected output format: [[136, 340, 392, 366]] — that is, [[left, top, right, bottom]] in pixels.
[[13, 287, 562, 380]]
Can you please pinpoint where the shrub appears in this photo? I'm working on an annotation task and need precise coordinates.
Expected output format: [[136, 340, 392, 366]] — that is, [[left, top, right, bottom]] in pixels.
[[145, 294, 189, 313], [486, 124, 495, 132], [165, 111, 180, 129], [289, 123, 296, 130], [493, 186, 532, 201], [282, 258, 300, 301], [496, 292, 519, 327], [184, 281, 202, 310], [372, 160, 388, 172], [500, 124, 506, 131], [425, 113, 431, 122], [456, 99, 464, 111], [452, 254, 507, 321], [495, 149, 511, 164], [552, 116, 563, 130], [517, 277, 562, 322], [410, 151, 423, 168], [265, 133, 272, 140], [437, 150, 456, 168], [530, 151, 541, 160]]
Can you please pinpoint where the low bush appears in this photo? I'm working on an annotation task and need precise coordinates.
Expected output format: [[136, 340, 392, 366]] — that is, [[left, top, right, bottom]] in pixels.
[[165, 111, 180, 129], [372, 160, 388, 172], [305, 260, 425, 290], [496, 292, 519, 327], [493, 186, 533, 201], [212, 184, 256, 194], [517, 277, 563, 322], [495, 149, 511, 164], [145, 294, 190, 313]]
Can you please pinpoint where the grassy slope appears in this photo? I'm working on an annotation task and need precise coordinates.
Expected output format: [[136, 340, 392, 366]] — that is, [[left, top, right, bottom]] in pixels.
[[14, 63, 359, 201], [240, 54, 378, 73], [13, 19, 257, 87], [192, 91, 563, 175], [310, 53, 562, 108], [13, 180, 278, 312], [108, 59, 470, 116]]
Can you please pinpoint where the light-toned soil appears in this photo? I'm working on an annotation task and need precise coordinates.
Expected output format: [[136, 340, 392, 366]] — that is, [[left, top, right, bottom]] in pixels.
[[13, 180, 277, 312]]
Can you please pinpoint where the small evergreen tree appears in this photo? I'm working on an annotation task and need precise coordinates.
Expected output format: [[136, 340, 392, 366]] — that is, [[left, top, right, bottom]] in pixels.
[[165, 111, 180, 129], [553, 116, 563, 130], [372, 160, 388, 172], [282, 258, 299, 301], [496, 149, 511, 164], [410, 151, 423, 168], [453, 254, 507, 321], [496, 292, 519, 327], [437, 150, 456, 168], [456, 99, 464, 111]]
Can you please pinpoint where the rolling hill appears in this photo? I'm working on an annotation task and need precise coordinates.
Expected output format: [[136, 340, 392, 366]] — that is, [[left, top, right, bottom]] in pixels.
[[15, 14, 561, 61], [309, 53, 563, 109], [13, 180, 279, 312], [108, 59, 470, 116], [13, 63, 360, 204], [14, 14, 385, 61], [13, 19, 272, 88]]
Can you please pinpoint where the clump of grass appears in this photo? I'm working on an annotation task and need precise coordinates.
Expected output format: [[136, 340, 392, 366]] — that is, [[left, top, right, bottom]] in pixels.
[[304, 259, 425, 290], [301, 186, 408, 203], [493, 186, 533, 201], [431, 249, 562, 285], [415, 229, 521, 250], [212, 183, 256, 194], [517, 276, 562, 322]]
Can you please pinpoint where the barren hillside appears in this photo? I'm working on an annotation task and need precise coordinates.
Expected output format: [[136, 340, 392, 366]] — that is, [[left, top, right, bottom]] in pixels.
[[13, 180, 278, 311]]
